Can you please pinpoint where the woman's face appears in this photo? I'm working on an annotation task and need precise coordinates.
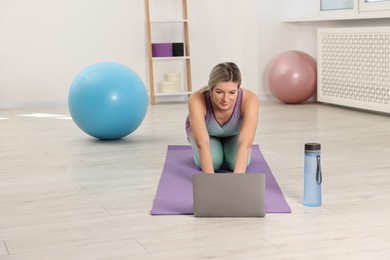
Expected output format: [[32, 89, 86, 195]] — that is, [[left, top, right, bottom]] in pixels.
[[211, 81, 239, 111]]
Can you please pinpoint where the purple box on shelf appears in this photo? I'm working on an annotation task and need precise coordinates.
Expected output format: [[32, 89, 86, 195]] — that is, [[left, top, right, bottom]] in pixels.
[[152, 43, 173, 57]]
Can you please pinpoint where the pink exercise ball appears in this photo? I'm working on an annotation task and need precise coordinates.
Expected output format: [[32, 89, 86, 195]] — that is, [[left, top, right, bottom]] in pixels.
[[267, 50, 317, 104]]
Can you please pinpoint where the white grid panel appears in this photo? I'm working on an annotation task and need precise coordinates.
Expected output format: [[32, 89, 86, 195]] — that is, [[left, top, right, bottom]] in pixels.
[[318, 27, 390, 113]]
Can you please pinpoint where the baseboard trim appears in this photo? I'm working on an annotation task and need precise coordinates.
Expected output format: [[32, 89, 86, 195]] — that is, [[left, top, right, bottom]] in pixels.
[[0, 101, 67, 109]]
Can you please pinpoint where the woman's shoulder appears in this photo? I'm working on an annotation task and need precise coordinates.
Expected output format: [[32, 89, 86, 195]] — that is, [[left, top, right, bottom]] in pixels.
[[189, 89, 203, 98], [188, 90, 207, 110], [240, 88, 259, 112], [241, 88, 258, 102], [189, 90, 203, 103]]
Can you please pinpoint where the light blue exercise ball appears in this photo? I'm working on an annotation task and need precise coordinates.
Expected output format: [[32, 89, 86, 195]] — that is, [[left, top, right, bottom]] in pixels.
[[68, 62, 148, 140]]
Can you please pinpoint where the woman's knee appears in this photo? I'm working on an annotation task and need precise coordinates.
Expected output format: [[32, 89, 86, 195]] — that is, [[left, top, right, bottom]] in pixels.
[[222, 136, 239, 171], [222, 136, 252, 171], [210, 138, 223, 170], [190, 137, 223, 171], [223, 148, 252, 171]]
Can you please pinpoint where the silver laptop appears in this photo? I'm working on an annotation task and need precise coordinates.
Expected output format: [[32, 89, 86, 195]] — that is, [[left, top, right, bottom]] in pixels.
[[192, 173, 266, 217]]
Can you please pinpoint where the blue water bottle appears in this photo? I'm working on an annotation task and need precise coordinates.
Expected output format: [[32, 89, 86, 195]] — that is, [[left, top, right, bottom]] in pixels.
[[304, 143, 322, 207]]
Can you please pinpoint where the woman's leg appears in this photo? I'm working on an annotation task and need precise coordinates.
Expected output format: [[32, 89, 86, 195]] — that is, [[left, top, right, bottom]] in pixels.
[[222, 135, 252, 171], [186, 128, 223, 171]]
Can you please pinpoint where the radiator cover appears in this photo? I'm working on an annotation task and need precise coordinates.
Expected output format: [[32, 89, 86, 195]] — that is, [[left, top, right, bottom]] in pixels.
[[318, 27, 390, 113]]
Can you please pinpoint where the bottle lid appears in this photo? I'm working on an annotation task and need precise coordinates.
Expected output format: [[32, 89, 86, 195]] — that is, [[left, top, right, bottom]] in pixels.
[[305, 143, 321, 150]]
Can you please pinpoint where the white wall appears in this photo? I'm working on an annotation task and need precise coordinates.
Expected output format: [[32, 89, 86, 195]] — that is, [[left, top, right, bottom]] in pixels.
[[188, 0, 258, 93], [2, 0, 390, 107], [0, 0, 146, 107], [0, 0, 260, 107]]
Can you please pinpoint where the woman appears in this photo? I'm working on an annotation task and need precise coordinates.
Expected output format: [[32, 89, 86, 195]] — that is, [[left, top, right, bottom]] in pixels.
[[185, 62, 259, 174]]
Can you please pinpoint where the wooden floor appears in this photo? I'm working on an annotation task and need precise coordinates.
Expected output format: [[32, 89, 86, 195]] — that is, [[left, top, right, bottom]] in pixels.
[[1, 101, 390, 259]]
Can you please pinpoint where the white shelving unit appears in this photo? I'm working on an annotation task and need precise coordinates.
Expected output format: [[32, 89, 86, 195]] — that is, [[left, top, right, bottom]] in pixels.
[[144, 0, 192, 105]]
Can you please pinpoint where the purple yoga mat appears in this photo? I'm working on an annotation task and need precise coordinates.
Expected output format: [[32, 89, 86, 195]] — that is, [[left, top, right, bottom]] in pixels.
[[151, 145, 291, 215]]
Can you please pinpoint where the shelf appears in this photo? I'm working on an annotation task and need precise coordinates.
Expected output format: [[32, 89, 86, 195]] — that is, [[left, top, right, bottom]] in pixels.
[[152, 56, 190, 61], [150, 19, 188, 23], [283, 12, 390, 22], [283, 6, 390, 22], [155, 91, 192, 97], [145, 0, 192, 105]]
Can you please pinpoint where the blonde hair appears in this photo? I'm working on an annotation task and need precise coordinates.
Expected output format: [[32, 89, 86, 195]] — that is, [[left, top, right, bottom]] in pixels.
[[200, 62, 241, 94]]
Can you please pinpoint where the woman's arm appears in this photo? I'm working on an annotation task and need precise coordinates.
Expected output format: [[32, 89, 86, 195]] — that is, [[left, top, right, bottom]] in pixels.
[[234, 89, 259, 173], [188, 92, 215, 174]]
